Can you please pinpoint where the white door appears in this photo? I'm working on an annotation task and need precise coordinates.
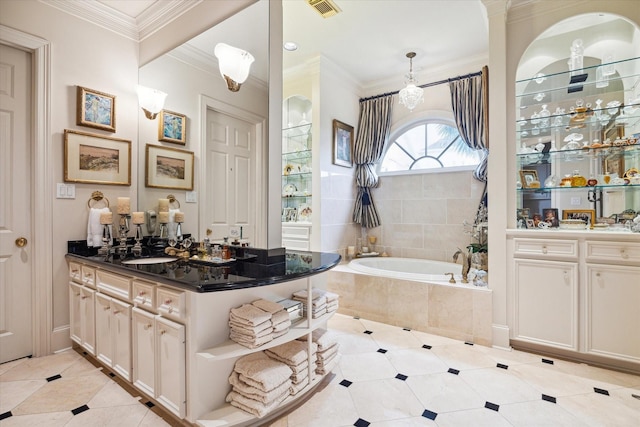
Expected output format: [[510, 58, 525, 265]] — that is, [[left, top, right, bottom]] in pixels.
[[0, 44, 33, 363], [205, 109, 256, 243]]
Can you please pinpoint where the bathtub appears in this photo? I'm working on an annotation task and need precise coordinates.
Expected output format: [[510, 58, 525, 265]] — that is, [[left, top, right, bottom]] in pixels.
[[348, 257, 462, 283], [327, 257, 492, 346]]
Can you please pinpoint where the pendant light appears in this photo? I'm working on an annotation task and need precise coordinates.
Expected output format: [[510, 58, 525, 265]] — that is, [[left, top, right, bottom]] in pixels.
[[399, 52, 424, 111]]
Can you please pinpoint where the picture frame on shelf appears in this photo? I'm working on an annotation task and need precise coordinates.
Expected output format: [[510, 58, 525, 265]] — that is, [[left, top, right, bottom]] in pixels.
[[332, 119, 354, 168], [517, 208, 530, 220], [519, 170, 539, 188], [145, 144, 194, 190], [525, 219, 535, 229], [64, 129, 131, 186], [603, 153, 625, 177], [563, 209, 595, 226], [542, 208, 559, 227], [76, 86, 116, 132], [158, 110, 187, 145], [282, 207, 297, 222]]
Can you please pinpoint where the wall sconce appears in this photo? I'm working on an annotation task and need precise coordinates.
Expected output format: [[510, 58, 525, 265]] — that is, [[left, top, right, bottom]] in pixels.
[[214, 43, 255, 92], [136, 85, 167, 119]]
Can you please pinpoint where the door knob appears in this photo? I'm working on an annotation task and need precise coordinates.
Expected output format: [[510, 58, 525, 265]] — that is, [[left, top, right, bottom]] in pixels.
[[15, 237, 28, 247]]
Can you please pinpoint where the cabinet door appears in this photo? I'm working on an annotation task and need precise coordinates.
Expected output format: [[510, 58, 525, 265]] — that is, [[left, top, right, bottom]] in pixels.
[[69, 282, 82, 345], [156, 316, 185, 419], [585, 264, 640, 361], [132, 308, 156, 397], [95, 293, 113, 366], [514, 259, 578, 350], [111, 298, 132, 381], [79, 287, 96, 355]]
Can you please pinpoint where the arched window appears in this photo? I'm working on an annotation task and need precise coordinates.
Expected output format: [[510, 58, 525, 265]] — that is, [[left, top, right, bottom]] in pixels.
[[379, 119, 483, 174]]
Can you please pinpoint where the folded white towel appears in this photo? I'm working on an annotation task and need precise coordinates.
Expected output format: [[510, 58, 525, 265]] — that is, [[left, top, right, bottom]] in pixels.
[[317, 346, 339, 365], [324, 291, 339, 302], [230, 331, 273, 349], [228, 371, 291, 405], [298, 328, 337, 352], [292, 288, 325, 301], [326, 301, 339, 312], [273, 328, 288, 339], [265, 340, 317, 366], [229, 319, 272, 336], [272, 320, 291, 334], [316, 353, 340, 376], [271, 310, 290, 326], [230, 324, 273, 340], [233, 353, 292, 392], [226, 389, 289, 418], [251, 299, 285, 314], [230, 304, 272, 327], [293, 295, 327, 308], [87, 207, 111, 247]]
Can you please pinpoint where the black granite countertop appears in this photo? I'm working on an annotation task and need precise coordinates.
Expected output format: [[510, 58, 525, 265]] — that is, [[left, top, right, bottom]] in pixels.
[[66, 248, 341, 293]]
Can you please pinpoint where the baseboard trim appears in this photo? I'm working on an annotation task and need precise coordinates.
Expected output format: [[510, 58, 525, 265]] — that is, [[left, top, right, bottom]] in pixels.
[[51, 325, 72, 354]]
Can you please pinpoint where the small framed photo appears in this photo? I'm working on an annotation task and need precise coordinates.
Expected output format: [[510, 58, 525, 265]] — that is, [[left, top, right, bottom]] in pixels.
[[64, 129, 130, 186], [519, 170, 539, 188], [332, 119, 354, 168], [282, 207, 298, 222], [517, 208, 530, 220], [563, 209, 595, 227], [145, 144, 194, 190], [158, 110, 187, 145], [603, 153, 625, 177], [525, 219, 535, 229], [76, 86, 116, 132], [542, 208, 559, 227]]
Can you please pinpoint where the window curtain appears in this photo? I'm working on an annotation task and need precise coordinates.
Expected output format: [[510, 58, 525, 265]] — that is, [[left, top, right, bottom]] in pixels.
[[351, 95, 394, 228], [449, 65, 489, 182]]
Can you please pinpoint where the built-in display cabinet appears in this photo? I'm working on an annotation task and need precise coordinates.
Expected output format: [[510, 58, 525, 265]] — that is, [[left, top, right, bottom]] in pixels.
[[516, 57, 639, 225], [282, 96, 313, 250], [508, 16, 640, 375]]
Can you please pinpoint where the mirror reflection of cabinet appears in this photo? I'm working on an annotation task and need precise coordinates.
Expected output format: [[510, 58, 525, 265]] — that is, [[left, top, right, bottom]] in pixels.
[[282, 96, 312, 249], [515, 17, 640, 227]]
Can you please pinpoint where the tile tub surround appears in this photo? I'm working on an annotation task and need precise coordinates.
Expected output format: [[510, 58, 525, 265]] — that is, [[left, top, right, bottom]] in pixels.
[[2, 314, 639, 426], [327, 265, 492, 346]]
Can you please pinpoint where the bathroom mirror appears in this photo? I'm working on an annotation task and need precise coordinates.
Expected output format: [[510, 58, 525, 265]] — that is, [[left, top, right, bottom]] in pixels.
[[138, 0, 271, 244]]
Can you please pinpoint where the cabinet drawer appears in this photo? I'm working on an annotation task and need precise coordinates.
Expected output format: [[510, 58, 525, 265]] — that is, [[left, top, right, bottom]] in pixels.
[[81, 265, 96, 289], [283, 238, 310, 251], [133, 279, 156, 312], [282, 226, 310, 239], [513, 238, 578, 259], [69, 262, 82, 283], [96, 270, 132, 301], [156, 287, 186, 322], [585, 241, 640, 264]]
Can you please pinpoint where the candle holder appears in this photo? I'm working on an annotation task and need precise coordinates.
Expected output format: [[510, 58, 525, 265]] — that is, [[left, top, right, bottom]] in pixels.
[[132, 223, 144, 256], [175, 221, 183, 245], [158, 220, 169, 240], [117, 214, 130, 255], [98, 223, 112, 256]]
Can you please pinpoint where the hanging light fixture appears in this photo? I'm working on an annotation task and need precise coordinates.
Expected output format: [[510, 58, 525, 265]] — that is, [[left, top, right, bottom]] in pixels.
[[399, 52, 424, 111], [136, 85, 167, 120], [214, 43, 255, 92]]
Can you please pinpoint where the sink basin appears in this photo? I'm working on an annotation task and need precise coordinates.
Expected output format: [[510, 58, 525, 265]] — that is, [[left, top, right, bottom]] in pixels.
[[121, 257, 178, 265]]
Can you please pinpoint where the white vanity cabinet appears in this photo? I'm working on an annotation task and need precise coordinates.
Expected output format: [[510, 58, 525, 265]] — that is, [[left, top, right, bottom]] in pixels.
[[508, 231, 640, 372], [131, 282, 186, 419], [95, 292, 132, 380], [69, 281, 96, 355]]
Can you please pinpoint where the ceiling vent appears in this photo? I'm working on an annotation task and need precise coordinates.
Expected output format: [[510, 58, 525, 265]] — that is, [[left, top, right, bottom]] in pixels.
[[307, 0, 342, 18]]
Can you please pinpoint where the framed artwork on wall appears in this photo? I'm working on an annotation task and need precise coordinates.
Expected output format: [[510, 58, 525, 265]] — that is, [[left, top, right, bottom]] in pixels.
[[145, 144, 194, 190], [76, 86, 116, 132], [332, 119, 354, 168], [158, 110, 187, 145], [64, 129, 131, 186]]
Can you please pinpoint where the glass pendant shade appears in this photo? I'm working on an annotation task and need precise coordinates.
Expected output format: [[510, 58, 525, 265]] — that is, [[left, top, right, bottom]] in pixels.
[[214, 43, 255, 92], [136, 85, 167, 120], [399, 52, 424, 111]]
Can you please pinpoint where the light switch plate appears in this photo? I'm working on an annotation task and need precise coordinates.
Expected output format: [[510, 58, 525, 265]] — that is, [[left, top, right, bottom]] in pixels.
[[56, 183, 76, 199], [570, 197, 581, 205], [186, 191, 197, 203]]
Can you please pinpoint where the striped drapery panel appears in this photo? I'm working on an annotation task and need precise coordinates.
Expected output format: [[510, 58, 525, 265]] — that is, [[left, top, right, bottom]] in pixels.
[[351, 95, 394, 228], [449, 65, 489, 182]]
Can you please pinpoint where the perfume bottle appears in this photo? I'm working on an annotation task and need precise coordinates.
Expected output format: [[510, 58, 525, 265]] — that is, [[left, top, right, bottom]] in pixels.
[[571, 170, 587, 187]]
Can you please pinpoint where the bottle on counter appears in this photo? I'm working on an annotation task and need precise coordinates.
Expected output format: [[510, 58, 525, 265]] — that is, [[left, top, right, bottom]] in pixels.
[[222, 245, 230, 260]]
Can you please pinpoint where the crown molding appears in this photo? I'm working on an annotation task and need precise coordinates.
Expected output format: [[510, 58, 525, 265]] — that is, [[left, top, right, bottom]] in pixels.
[[39, 0, 200, 42]]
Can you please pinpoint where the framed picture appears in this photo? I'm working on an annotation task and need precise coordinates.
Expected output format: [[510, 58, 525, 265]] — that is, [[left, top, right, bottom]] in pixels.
[[517, 208, 530, 220], [563, 209, 595, 226], [158, 110, 187, 145], [603, 153, 625, 177], [282, 207, 297, 222], [525, 219, 535, 229], [145, 144, 194, 190], [542, 208, 559, 227], [76, 86, 116, 132], [332, 119, 354, 168], [64, 129, 130, 186], [519, 170, 539, 188]]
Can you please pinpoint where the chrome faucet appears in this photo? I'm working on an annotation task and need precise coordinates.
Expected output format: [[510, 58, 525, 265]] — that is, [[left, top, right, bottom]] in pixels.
[[453, 247, 470, 284]]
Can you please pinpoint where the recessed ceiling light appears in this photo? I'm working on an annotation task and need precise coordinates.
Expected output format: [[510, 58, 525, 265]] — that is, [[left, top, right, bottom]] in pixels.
[[283, 41, 298, 51]]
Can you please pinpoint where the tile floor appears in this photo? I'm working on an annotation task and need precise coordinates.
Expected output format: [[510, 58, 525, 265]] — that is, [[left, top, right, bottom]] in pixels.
[[1, 314, 639, 426]]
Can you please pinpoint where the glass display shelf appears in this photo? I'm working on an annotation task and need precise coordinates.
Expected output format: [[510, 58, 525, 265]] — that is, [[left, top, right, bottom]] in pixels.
[[283, 149, 312, 161], [516, 144, 640, 164], [517, 183, 638, 193]]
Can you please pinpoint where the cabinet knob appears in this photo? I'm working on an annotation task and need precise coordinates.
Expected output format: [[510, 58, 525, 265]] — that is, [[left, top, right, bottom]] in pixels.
[[113, 310, 120, 315], [164, 298, 172, 304], [542, 246, 548, 254], [104, 306, 110, 311], [143, 323, 152, 330], [620, 249, 628, 259], [81, 296, 88, 300], [138, 291, 146, 296], [75, 292, 80, 297], [159, 329, 166, 335]]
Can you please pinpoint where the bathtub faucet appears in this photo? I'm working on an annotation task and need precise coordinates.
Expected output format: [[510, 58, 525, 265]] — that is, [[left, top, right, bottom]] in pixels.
[[444, 272, 456, 284], [452, 247, 471, 284]]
